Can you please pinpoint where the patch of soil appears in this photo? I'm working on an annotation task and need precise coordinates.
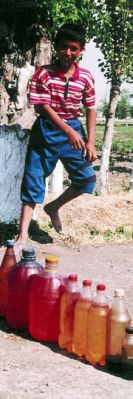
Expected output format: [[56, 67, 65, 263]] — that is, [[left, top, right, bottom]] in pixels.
[[35, 152, 133, 247]]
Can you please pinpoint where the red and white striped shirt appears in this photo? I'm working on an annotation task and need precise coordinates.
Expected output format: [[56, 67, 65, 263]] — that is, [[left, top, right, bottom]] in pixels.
[[29, 62, 95, 120]]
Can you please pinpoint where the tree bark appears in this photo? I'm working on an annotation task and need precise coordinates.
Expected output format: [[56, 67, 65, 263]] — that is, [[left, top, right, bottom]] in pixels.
[[0, 35, 64, 224], [99, 85, 120, 194], [0, 125, 29, 223]]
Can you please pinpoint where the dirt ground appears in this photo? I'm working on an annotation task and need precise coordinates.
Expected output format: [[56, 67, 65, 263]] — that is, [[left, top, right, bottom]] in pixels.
[[0, 153, 133, 398], [0, 242, 133, 399], [34, 150, 133, 247]]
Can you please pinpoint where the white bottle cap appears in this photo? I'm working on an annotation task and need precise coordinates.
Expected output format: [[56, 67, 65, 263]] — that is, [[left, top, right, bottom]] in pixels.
[[114, 289, 125, 297]]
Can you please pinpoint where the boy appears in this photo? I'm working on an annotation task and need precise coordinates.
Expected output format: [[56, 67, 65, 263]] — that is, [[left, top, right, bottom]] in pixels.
[[16, 22, 97, 245]]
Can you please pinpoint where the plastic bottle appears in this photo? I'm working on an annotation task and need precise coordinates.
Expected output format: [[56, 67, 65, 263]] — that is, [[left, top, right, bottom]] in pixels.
[[106, 289, 131, 373], [72, 280, 92, 357], [85, 284, 109, 366], [6, 248, 43, 330], [122, 326, 133, 380], [0, 240, 16, 317], [29, 255, 67, 342], [59, 274, 80, 352]]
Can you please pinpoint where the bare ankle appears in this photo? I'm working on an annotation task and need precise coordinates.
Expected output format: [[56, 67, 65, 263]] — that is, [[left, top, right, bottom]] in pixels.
[[15, 234, 28, 244]]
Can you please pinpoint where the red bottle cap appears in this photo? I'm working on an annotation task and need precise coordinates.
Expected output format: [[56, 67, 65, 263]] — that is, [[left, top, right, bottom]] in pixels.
[[68, 274, 78, 282], [83, 280, 92, 287], [97, 284, 106, 291]]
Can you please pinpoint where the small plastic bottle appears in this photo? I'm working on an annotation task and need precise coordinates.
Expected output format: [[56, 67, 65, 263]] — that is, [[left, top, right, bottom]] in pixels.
[[72, 280, 92, 357], [0, 240, 16, 317], [59, 274, 79, 352], [106, 289, 131, 373], [29, 255, 67, 342], [85, 284, 109, 366], [122, 326, 133, 380], [107, 289, 131, 356], [6, 248, 43, 330]]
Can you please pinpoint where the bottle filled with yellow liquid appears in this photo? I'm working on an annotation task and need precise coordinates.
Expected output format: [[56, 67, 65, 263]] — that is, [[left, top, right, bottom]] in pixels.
[[85, 284, 109, 366], [59, 274, 79, 352], [72, 280, 92, 357]]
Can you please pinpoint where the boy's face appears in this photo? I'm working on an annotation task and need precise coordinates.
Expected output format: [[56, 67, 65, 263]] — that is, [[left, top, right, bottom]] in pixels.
[[56, 41, 82, 69]]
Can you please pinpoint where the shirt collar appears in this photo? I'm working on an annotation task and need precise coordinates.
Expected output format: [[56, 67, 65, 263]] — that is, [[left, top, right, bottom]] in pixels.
[[54, 62, 79, 80]]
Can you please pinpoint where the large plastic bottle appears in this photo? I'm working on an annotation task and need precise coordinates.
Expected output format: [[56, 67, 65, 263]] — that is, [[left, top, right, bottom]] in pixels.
[[6, 248, 43, 330], [106, 289, 131, 372], [29, 255, 67, 342], [59, 274, 79, 352], [0, 240, 16, 317], [122, 326, 133, 380], [72, 280, 92, 357], [85, 284, 109, 366]]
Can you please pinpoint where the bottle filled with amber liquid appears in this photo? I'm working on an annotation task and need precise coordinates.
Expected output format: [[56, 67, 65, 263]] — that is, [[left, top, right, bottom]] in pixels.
[[106, 289, 131, 374], [59, 274, 79, 352], [122, 326, 133, 380], [72, 280, 92, 358], [85, 284, 109, 366]]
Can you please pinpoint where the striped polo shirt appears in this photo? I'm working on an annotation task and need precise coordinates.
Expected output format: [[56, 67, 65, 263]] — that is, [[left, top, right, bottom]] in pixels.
[[29, 62, 95, 120]]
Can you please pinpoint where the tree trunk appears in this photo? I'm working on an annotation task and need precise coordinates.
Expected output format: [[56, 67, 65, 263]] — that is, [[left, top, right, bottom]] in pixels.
[[0, 35, 64, 224], [0, 125, 29, 223], [99, 85, 120, 194]]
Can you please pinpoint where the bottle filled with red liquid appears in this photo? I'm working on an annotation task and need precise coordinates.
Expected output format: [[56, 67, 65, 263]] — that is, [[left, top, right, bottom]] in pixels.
[[85, 284, 109, 366], [0, 240, 16, 317], [29, 255, 67, 342], [6, 248, 43, 330], [72, 280, 92, 357], [59, 274, 80, 352]]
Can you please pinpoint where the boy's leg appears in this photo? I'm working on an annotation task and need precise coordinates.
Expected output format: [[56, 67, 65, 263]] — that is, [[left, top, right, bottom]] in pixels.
[[15, 202, 35, 245], [44, 120, 96, 232], [44, 186, 82, 232]]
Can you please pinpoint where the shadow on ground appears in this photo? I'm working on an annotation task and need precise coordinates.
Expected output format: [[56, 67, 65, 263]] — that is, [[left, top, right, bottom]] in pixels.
[[0, 220, 53, 247], [0, 317, 129, 381]]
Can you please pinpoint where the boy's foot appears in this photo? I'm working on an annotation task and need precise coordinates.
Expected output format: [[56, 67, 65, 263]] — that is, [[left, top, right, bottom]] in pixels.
[[44, 204, 62, 233]]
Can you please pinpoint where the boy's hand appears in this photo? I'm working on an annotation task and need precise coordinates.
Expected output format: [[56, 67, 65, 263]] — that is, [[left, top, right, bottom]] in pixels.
[[67, 129, 86, 155], [85, 142, 97, 162]]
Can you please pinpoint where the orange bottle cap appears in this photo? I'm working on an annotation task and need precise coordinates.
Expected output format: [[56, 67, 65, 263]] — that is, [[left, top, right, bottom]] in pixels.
[[45, 255, 59, 264]]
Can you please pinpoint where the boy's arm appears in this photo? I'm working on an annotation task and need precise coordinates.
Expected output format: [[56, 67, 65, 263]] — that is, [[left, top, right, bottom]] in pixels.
[[41, 104, 86, 154], [86, 109, 97, 162]]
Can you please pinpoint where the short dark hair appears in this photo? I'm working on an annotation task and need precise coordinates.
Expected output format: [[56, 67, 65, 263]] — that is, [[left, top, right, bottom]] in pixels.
[[54, 22, 86, 50]]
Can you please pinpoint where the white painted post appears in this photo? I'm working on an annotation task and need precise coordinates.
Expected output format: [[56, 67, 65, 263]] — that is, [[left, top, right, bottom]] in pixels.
[[48, 160, 64, 194]]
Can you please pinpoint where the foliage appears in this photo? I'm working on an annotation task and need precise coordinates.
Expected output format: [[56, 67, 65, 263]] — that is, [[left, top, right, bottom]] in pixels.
[[0, 0, 92, 59], [91, 1, 133, 86], [95, 124, 133, 153], [103, 225, 133, 241], [1, 1, 132, 86], [98, 89, 133, 119], [98, 98, 109, 118], [116, 89, 132, 118]]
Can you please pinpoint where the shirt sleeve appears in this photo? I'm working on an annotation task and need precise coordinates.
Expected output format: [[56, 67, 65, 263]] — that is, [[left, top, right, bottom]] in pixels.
[[28, 67, 51, 105], [82, 73, 96, 109]]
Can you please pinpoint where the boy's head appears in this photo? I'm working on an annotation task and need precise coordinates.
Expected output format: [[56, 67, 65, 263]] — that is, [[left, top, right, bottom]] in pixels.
[[54, 22, 86, 51]]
